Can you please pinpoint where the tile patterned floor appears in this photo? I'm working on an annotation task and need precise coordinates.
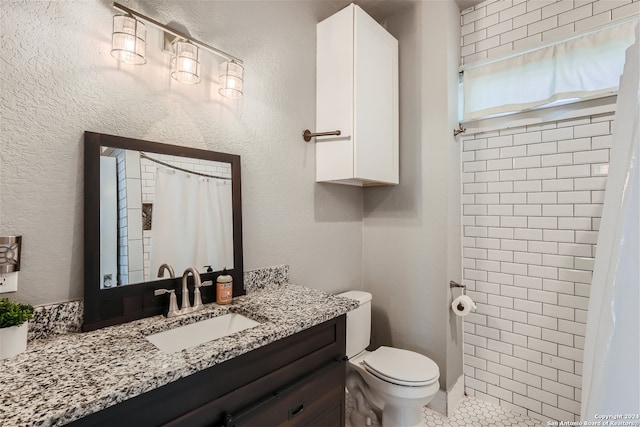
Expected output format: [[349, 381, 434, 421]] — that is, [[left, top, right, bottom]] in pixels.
[[345, 392, 546, 427]]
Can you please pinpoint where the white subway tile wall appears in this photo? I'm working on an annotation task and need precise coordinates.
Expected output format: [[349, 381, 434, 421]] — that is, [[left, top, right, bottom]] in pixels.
[[458, 0, 640, 421], [461, 112, 614, 423], [460, 0, 640, 65], [115, 149, 129, 285]]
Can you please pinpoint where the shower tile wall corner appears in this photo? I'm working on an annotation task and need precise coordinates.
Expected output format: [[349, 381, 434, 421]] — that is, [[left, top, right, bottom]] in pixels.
[[461, 114, 613, 423]]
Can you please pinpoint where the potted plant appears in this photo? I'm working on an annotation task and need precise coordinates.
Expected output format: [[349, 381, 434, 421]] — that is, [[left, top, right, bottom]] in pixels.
[[0, 297, 34, 359]]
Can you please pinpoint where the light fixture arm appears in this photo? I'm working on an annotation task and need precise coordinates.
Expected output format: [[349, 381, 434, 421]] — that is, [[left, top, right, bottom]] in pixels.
[[112, 2, 243, 65]]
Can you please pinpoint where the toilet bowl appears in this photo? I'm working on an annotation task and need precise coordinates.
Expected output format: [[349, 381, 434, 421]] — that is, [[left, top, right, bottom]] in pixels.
[[348, 347, 440, 426], [337, 291, 440, 427]]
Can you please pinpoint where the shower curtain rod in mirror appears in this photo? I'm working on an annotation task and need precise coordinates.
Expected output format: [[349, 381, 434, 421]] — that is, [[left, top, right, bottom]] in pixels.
[[140, 152, 231, 180]]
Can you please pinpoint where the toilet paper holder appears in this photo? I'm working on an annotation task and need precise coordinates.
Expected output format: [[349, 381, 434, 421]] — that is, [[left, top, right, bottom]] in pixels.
[[450, 281, 476, 314], [450, 281, 466, 295]]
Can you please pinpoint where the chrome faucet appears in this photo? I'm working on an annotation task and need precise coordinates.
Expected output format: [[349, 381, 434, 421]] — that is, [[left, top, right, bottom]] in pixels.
[[179, 267, 200, 314], [156, 267, 212, 317], [157, 263, 175, 278]]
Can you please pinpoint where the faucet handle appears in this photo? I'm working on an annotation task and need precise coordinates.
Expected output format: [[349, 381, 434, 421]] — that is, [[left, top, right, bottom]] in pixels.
[[192, 286, 204, 312], [154, 288, 179, 317], [192, 280, 212, 311]]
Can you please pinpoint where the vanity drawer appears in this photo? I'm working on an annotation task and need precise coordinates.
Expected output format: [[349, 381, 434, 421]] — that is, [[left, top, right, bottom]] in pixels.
[[225, 358, 345, 427]]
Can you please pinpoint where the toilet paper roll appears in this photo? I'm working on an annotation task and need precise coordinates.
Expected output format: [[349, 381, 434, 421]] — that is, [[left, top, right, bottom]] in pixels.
[[451, 295, 477, 317]]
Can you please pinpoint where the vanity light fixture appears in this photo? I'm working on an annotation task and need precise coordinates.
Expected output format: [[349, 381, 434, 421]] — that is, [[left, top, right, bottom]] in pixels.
[[110, 14, 147, 65], [0, 236, 22, 293], [111, 2, 244, 97]]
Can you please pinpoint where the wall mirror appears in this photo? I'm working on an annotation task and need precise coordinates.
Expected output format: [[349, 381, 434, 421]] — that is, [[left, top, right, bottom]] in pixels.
[[83, 132, 244, 331]]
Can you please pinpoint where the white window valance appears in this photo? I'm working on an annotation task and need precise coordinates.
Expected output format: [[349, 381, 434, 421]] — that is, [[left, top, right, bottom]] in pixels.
[[462, 20, 638, 121]]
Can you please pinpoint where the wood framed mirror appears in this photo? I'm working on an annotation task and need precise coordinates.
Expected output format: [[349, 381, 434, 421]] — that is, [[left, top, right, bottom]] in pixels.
[[83, 131, 244, 331]]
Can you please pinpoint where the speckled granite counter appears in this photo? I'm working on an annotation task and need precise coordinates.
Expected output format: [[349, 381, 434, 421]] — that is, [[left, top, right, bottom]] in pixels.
[[0, 284, 358, 427]]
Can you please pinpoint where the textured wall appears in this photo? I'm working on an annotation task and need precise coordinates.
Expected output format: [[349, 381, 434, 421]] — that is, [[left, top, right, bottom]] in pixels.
[[362, 0, 463, 394], [0, 0, 363, 305]]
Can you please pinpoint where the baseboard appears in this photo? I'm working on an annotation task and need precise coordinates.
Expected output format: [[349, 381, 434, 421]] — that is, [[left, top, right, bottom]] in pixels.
[[428, 389, 447, 415], [447, 374, 465, 415], [427, 374, 465, 417]]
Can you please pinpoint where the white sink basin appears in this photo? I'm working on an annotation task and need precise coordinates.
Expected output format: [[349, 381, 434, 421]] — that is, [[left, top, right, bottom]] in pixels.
[[146, 313, 260, 354]]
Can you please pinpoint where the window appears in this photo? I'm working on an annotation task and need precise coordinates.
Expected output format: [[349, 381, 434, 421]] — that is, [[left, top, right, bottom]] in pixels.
[[461, 21, 637, 122]]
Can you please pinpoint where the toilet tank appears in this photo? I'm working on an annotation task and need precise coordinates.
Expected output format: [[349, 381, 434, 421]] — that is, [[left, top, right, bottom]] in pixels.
[[337, 290, 372, 358]]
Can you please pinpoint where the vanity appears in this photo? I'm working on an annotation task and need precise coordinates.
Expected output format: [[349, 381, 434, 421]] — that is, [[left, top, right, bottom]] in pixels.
[[1, 283, 357, 426], [72, 286, 350, 427]]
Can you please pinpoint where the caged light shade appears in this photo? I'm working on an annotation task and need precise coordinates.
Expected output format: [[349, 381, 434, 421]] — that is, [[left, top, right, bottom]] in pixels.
[[218, 60, 244, 98], [111, 15, 147, 65], [171, 41, 201, 84]]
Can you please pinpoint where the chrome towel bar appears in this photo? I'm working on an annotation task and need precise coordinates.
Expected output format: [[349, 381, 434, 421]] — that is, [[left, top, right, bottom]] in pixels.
[[302, 129, 341, 142]]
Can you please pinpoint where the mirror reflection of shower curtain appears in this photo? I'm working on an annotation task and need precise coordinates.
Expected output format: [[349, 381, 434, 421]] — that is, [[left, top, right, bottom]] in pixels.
[[149, 166, 234, 278], [581, 25, 639, 421]]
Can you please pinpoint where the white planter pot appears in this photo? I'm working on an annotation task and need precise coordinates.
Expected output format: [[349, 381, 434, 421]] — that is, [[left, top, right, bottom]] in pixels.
[[0, 322, 28, 359]]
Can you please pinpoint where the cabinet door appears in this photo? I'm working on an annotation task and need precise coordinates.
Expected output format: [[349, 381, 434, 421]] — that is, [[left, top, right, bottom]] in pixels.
[[353, 6, 399, 184], [227, 359, 345, 427], [316, 5, 354, 182], [316, 5, 398, 186]]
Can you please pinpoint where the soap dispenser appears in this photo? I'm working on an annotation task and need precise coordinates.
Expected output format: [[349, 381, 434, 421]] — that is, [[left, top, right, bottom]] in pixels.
[[216, 269, 233, 305]]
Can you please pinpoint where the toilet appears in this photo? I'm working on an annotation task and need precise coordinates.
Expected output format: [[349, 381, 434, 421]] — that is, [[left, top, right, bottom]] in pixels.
[[338, 290, 440, 427]]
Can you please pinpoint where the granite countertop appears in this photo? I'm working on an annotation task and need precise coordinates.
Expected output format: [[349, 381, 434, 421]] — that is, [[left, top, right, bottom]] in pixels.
[[0, 284, 358, 427]]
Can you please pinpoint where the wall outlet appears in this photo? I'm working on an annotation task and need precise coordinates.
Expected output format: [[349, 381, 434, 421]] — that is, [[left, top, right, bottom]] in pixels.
[[0, 272, 18, 293]]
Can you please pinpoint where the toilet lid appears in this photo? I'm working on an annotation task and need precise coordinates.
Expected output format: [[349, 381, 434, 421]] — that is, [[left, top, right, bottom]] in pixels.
[[363, 346, 439, 387]]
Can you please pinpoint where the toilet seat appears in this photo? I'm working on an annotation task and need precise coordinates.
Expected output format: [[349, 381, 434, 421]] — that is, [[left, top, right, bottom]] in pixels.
[[363, 346, 439, 387]]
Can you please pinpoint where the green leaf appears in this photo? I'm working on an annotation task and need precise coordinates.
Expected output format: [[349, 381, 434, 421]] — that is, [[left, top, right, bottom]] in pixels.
[[0, 298, 34, 328]]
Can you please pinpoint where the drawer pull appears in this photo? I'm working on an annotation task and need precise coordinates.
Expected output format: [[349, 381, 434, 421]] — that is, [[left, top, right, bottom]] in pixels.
[[223, 414, 235, 427], [288, 401, 305, 419]]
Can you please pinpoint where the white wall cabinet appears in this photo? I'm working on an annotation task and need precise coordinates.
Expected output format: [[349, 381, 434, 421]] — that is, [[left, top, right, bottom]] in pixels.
[[316, 4, 399, 186]]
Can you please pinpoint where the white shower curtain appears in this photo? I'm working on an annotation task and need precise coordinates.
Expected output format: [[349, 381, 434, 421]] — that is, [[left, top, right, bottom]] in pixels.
[[149, 166, 234, 278], [581, 25, 639, 421]]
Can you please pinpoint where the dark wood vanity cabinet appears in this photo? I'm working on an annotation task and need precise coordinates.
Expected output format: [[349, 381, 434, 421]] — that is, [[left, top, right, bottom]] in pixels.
[[69, 315, 346, 427]]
